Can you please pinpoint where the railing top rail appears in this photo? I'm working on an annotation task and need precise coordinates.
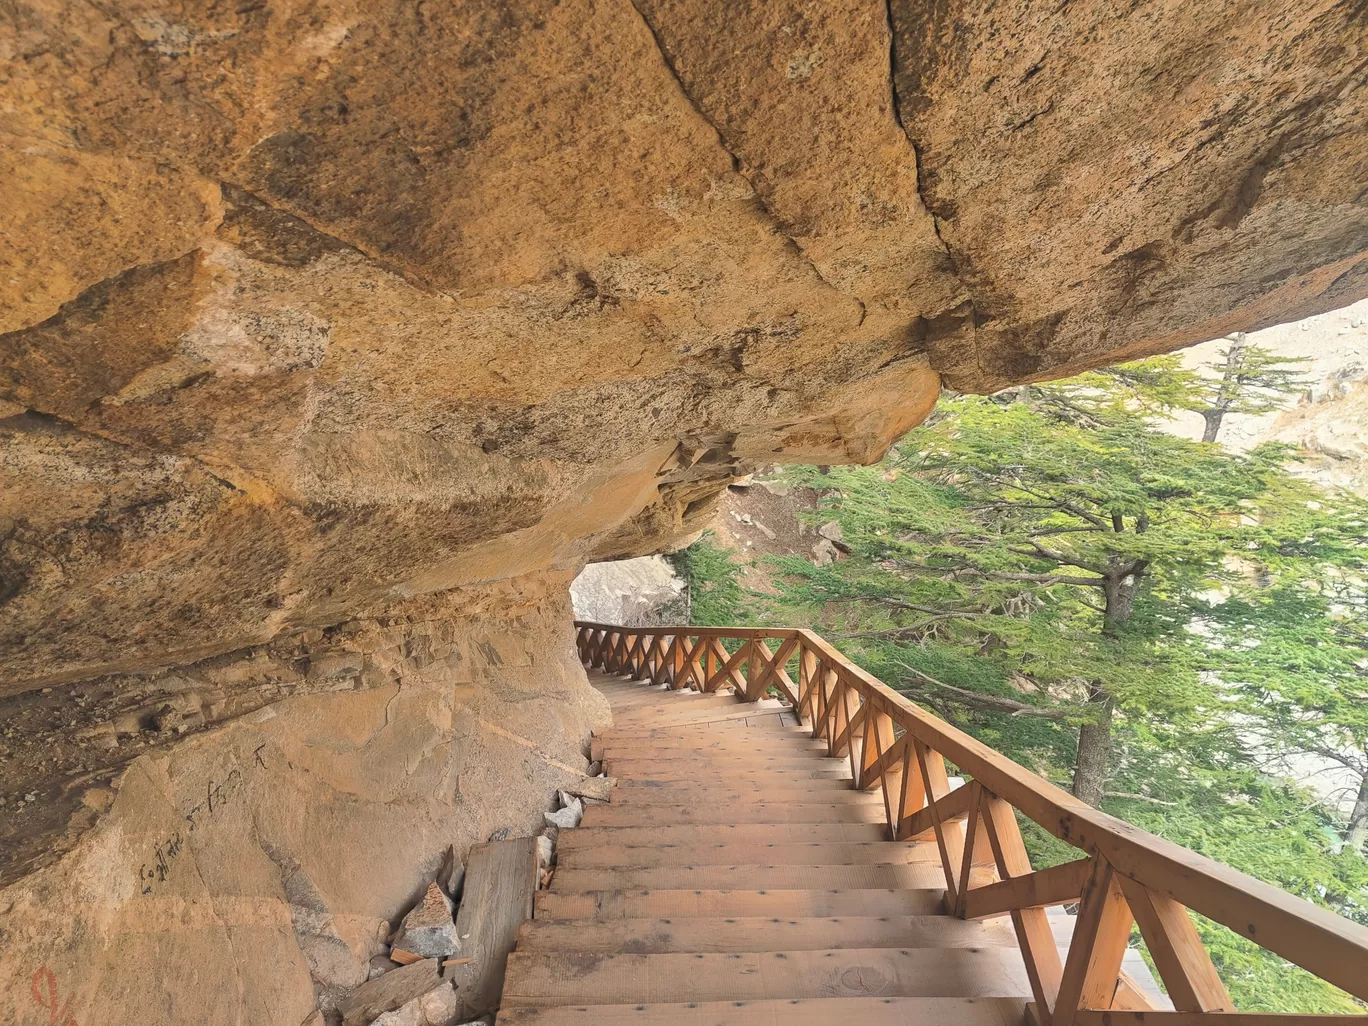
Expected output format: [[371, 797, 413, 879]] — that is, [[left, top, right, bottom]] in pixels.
[[574, 620, 1368, 1006]]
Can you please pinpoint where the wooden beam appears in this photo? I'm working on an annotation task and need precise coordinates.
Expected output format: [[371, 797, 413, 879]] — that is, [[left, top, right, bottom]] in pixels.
[[1117, 876, 1231, 1012], [1054, 856, 1135, 1026], [897, 777, 973, 841], [964, 857, 1092, 920], [980, 793, 1064, 1024]]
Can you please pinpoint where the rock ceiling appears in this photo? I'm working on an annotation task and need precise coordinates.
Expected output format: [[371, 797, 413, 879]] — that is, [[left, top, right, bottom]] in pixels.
[[2, 0, 1366, 691]]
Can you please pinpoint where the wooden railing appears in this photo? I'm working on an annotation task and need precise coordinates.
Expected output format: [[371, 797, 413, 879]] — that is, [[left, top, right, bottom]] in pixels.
[[575, 621, 1368, 1026]]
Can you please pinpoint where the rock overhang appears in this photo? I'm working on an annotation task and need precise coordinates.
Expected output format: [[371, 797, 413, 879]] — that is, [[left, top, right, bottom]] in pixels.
[[2, 0, 1366, 693]]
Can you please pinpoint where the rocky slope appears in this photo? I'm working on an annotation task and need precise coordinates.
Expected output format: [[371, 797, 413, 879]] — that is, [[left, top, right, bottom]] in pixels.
[[3, 0, 1368, 1022], [1173, 295, 1368, 494]]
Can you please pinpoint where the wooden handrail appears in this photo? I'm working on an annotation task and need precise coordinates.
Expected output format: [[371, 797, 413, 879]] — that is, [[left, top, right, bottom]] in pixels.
[[575, 621, 1368, 1026]]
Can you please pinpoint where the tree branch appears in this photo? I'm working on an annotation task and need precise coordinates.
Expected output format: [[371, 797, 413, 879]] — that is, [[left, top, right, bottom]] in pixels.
[[893, 661, 1084, 720]]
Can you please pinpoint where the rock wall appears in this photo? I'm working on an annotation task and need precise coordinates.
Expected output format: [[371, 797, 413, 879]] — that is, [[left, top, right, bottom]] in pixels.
[[3, 0, 1368, 1019], [0, 574, 606, 1026]]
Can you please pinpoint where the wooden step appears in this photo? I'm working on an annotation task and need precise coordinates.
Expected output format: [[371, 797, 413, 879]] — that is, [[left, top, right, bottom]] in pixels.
[[596, 749, 826, 766], [534, 887, 947, 919], [595, 716, 805, 740], [556, 823, 890, 848], [612, 766, 853, 782], [608, 708, 798, 730], [556, 841, 936, 868], [580, 802, 888, 827], [548, 863, 946, 892], [607, 786, 876, 806], [497, 996, 1029, 1026], [606, 756, 846, 772], [515, 915, 1016, 953], [501, 948, 1032, 1005], [613, 776, 855, 792], [601, 692, 741, 710]]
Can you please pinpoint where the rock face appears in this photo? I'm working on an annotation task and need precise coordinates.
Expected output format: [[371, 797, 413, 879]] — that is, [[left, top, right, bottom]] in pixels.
[[570, 555, 687, 626], [4, 0, 1365, 696], [2, 1, 1366, 1021], [0, 577, 606, 1024]]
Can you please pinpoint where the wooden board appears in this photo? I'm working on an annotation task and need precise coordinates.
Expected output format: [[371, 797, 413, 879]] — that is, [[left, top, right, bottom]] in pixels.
[[606, 786, 878, 806], [605, 756, 846, 773], [613, 776, 855, 792], [580, 802, 888, 827], [548, 863, 946, 892], [338, 958, 444, 1026], [516, 915, 1016, 952], [496, 996, 1028, 1026], [556, 823, 890, 848], [445, 836, 539, 1019], [502, 947, 1033, 1005], [556, 840, 937, 868], [533, 887, 947, 919], [612, 766, 848, 782]]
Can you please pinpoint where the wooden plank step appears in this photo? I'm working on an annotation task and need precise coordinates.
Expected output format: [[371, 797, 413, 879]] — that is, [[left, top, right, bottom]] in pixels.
[[501, 948, 1032, 1005], [515, 915, 1015, 953], [600, 692, 740, 709], [613, 777, 855, 793], [556, 823, 890, 848], [597, 739, 830, 759], [609, 709, 798, 731], [497, 996, 1029, 1026], [534, 888, 947, 920], [549, 863, 946, 892], [595, 712, 801, 737], [613, 769, 854, 784], [556, 841, 936, 868], [605, 756, 845, 772], [607, 787, 877, 806], [580, 802, 888, 827]]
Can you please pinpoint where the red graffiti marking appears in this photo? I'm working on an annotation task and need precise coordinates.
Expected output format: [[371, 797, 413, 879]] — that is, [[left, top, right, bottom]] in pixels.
[[30, 968, 78, 1026]]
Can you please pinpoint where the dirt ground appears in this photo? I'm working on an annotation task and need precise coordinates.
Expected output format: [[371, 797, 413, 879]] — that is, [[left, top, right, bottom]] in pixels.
[[707, 472, 830, 593]]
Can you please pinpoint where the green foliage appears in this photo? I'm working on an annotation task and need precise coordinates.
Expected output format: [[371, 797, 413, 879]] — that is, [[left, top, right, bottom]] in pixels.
[[668, 532, 749, 627], [689, 359, 1367, 1011]]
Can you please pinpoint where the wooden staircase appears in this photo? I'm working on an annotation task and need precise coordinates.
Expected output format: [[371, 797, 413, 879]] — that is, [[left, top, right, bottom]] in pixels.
[[493, 622, 1368, 1026], [497, 670, 1036, 1026]]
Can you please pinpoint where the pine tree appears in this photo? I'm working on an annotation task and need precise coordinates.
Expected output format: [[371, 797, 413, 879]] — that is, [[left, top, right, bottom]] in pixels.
[[1187, 333, 1311, 443]]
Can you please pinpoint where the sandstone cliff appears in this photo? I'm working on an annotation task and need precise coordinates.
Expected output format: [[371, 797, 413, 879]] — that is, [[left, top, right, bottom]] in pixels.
[[2, 0, 1367, 1022]]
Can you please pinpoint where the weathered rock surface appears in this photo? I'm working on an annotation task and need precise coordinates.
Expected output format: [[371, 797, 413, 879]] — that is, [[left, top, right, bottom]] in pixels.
[[2, 1, 1367, 1021], [0, 578, 606, 1025], [4, 0, 1364, 697], [570, 555, 687, 626]]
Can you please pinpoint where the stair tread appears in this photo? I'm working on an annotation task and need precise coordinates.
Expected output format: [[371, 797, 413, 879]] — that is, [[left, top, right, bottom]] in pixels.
[[580, 802, 889, 826], [496, 996, 1029, 1026], [502, 948, 1032, 1006], [534, 888, 947, 920], [556, 841, 937, 868], [549, 863, 946, 892], [515, 915, 1016, 952], [557, 823, 890, 847]]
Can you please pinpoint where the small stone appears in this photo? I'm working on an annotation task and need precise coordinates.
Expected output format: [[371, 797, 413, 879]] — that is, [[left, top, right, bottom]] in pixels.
[[535, 833, 554, 869], [372, 980, 461, 1026], [390, 882, 459, 959], [543, 793, 582, 830], [817, 520, 845, 543]]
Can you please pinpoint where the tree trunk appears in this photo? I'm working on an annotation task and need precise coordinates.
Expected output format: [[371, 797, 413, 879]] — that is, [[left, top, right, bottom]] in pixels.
[[1200, 409, 1224, 444], [1344, 769, 1368, 856], [1071, 559, 1145, 808], [1072, 682, 1114, 808]]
